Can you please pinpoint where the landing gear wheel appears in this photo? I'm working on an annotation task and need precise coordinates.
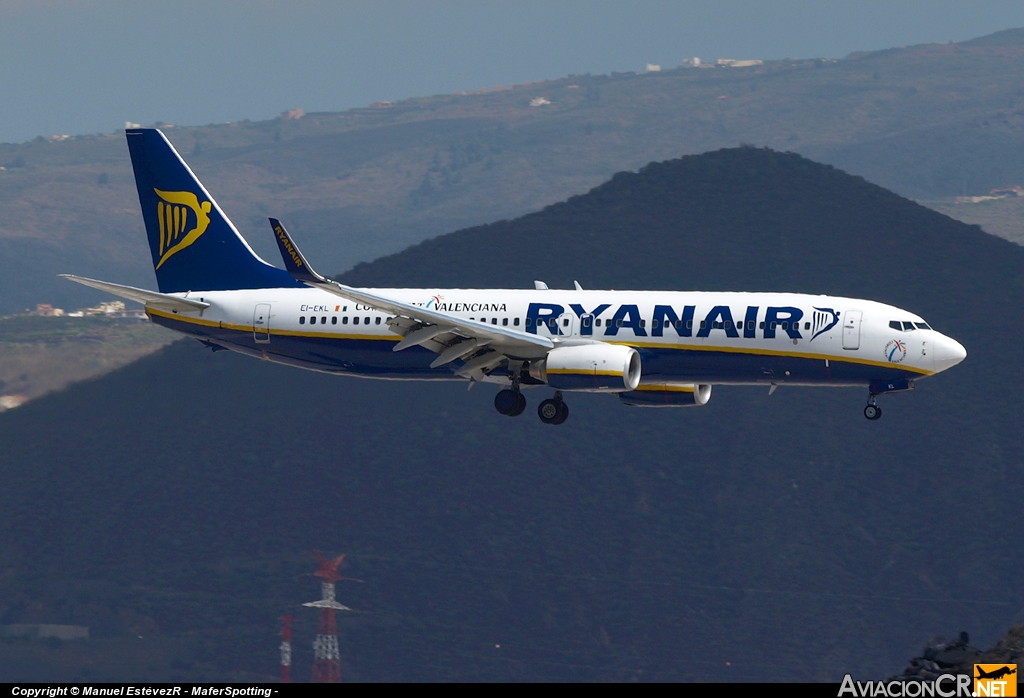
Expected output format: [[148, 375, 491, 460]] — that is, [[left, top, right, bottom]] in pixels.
[[509, 392, 527, 417], [864, 404, 881, 421], [553, 400, 569, 425], [538, 397, 569, 424], [494, 389, 518, 415]]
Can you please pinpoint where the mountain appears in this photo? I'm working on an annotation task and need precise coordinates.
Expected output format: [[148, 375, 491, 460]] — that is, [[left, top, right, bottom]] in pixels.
[[1, 148, 1022, 682], [4, 29, 1024, 315]]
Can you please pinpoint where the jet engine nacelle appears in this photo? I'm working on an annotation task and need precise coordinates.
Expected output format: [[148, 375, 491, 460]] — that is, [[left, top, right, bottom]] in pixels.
[[530, 344, 641, 392], [618, 383, 712, 407]]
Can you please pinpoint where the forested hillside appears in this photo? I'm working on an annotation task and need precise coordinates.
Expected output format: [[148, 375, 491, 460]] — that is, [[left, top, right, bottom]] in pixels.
[[3, 29, 1024, 314], [0, 148, 1020, 682]]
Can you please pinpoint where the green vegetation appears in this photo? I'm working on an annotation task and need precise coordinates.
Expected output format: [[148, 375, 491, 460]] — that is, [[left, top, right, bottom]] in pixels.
[[3, 30, 1024, 315], [0, 148, 1020, 681]]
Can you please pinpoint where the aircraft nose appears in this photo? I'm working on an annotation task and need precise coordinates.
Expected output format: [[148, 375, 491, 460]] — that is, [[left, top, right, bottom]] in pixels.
[[933, 333, 967, 373]]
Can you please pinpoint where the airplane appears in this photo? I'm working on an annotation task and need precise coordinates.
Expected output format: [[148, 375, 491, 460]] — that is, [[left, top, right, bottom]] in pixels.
[[62, 129, 967, 424]]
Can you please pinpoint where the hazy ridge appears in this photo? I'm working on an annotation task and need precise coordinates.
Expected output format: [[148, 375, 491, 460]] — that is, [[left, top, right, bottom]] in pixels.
[[3, 29, 1024, 315]]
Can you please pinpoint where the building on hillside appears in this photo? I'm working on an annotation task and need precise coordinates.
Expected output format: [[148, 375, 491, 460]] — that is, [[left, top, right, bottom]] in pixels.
[[35, 304, 64, 317], [646, 64, 662, 72], [281, 108, 305, 120], [716, 59, 764, 68], [679, 57, 702, 67], [529, 97, 551, 107], [370, 101, 393, 108], [84, 300, 126, 316]]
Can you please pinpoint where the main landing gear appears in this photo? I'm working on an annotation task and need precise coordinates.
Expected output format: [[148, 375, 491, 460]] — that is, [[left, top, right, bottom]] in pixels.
[[494, 387, 527, 417], [863, 395, 882, 421], [494, 378, 570, 425], [538, 391, 569, 425]]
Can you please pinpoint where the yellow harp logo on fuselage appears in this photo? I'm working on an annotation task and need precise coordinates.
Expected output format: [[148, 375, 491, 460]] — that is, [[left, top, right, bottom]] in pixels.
[[154, 189, 213, 269]]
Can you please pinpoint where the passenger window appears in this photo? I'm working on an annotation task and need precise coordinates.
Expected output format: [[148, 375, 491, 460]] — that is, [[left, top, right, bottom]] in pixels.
[[491, 318, 497, 325], [322, 317, 327, 324], [903, 321, 915, 331], [503, 318, 508, 326], [332, 317, 337, 325], [686, 320, 693, 329], [639, 319, 646, 328], [724, 321, 731, 329], [759, 321, 765, 329], [563, 318, 569, 326], [699, 321, 706, 329], [376, 317, 381, 325], [353, 317, 359, 325], [514, 318, 520, 326], [770, 322, 777, 330], [915, 322, 931, 330], [889, 321, 902, 331], [583, 317, 592, 327], [674, 320, 682, 329], [616, 319, 623, 327], [365, 317, 370, 324], [309, 316, 317, 325], [748, 321, 755, 331], [596, 319, 602, 326], [299, 316, 306, 325], [343, 317, 349, 324], [781, 321, 788, 330], [804, 322, 810, 330], [652, 319, 659, 329]]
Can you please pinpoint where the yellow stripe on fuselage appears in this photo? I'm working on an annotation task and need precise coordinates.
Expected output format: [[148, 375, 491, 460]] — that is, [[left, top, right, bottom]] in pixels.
[[608, 339, 935, 376], [147, 307, 400, 342], [147, 309, 932, 375]]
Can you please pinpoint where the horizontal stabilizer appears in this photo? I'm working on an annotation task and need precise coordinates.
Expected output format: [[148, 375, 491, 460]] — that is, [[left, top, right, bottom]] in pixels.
[[59, 274, 210, 312]]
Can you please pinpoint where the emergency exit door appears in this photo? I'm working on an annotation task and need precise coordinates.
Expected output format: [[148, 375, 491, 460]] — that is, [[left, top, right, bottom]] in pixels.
[[842, 310, 862, 350], [253, 303, 271, 343]]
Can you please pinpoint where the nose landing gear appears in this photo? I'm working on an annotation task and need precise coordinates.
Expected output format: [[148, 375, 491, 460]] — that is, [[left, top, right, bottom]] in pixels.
[[538, 391, 569, 425], [863, 394, 882, 421]]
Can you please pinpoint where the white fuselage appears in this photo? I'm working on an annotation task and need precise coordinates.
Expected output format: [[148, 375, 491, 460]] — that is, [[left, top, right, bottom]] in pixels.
[[146, 287, 966, 388]]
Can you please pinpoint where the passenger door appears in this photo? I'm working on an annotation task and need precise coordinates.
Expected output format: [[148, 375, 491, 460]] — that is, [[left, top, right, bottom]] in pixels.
[[253, 303, 271, 344], [842, 310, 861, 350]]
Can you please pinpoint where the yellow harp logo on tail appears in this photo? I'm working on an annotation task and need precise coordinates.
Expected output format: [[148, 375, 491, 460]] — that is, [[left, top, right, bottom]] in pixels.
[[154, 189, 212, 269]]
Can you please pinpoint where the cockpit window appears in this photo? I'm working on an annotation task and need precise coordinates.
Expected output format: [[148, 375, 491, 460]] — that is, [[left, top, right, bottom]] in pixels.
[[915, 322, 932, 330], [889, 321, 902, 330], [902, 321, 916, 331]]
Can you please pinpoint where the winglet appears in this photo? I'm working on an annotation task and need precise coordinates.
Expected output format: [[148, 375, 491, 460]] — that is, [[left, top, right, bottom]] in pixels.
[[269, 218, 325, 284]]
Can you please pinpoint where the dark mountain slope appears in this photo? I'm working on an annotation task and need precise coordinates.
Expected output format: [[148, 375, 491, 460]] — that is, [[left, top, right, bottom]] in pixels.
[[1, 149, 1022, 682]]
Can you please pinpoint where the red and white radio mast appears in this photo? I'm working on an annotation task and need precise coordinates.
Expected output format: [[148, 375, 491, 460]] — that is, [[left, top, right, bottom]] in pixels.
[[303, 551, 358, 683]]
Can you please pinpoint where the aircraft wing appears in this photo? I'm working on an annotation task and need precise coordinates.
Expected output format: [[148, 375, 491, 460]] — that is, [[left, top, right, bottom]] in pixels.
[[269, 219, 554, 364], [59, 274, 210, 312]]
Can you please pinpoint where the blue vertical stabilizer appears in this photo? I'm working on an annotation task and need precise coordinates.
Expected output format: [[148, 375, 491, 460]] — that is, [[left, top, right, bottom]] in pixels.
[[125, 128, 301, 293]]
